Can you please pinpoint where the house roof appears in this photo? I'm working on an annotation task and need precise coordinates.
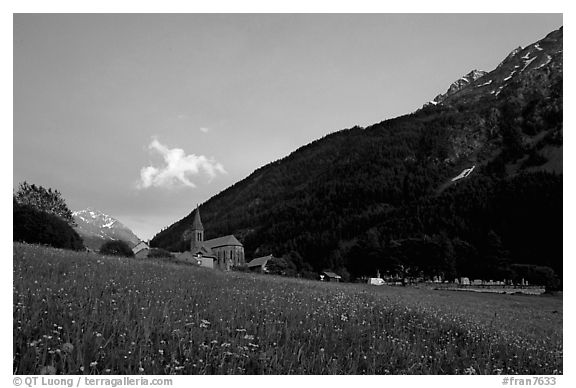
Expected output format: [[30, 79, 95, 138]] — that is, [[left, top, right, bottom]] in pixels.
[[204, 235, 242, 248], [247, 255, 273, 267], [191, 206, 204, 230], [132, 241, 149, 254], [323, 271, 341, 279]]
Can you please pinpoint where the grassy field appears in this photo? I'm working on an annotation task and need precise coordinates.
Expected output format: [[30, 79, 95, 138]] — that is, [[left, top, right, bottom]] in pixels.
[[13, 243, 562, 375]]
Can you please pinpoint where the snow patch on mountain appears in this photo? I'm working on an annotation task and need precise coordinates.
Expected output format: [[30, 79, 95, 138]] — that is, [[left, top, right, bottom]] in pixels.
[[477, 80, 493, 87], [521, 57, 537, 72], [451, 166, 476, 182], [503, 71, 516, 81], [536, 55, 552, 70], [498, 46, 522, 68]]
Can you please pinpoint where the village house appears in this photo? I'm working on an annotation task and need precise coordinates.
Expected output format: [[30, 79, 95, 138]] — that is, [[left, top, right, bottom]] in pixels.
[[322, 271, 342, 282], [177, 206, 245, 270], [247, 255, 274, 272], [132, 241, 149, 259]]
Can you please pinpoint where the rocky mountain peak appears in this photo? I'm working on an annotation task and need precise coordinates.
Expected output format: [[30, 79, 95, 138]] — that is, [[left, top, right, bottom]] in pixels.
[[426, 69, 488, 106]]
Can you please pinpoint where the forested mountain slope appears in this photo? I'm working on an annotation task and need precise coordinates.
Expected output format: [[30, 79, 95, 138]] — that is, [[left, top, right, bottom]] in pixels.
[[151, 28, 562, 285]]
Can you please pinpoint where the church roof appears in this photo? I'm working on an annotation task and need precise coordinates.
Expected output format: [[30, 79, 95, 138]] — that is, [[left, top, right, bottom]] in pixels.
[[192, 206, 203, 230], [204, 235, 243, 248], [191, 244, 215, 258]]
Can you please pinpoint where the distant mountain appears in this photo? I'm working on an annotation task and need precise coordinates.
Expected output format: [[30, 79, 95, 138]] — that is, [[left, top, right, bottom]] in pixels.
[[73, 209, 141, 251], [151, 27, 562, 284]]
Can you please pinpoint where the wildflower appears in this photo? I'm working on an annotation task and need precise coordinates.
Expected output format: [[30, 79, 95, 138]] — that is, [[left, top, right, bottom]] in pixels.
[[90, 361, 98, 368], [62, 343, 74, 353], [243, 334, 255, 340], [464, 366, 477, 375]]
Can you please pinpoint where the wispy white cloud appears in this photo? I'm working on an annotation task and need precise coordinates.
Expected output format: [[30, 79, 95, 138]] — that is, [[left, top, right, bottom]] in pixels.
[[199, 127, 210, 133], [137, 138, 226, 189]]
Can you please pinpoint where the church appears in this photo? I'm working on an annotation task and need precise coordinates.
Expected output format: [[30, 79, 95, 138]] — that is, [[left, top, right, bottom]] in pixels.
[[184, 206, 245, 270]]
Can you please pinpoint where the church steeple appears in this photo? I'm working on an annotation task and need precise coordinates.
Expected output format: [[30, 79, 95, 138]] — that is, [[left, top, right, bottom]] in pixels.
[[190, 205, 204, 252], [192, 205, 204, 231]]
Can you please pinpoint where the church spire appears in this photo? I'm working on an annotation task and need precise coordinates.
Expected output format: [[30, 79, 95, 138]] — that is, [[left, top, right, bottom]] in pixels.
[[192, 204, 204, 230]]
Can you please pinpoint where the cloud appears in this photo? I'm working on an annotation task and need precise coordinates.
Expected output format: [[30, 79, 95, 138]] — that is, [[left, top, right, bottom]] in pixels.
[[199, 127, 210, 133], [137, 138, 226, 189]]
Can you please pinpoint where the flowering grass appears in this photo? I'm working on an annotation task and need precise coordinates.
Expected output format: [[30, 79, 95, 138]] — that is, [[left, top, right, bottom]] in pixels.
[[13, 243, 562, 375]]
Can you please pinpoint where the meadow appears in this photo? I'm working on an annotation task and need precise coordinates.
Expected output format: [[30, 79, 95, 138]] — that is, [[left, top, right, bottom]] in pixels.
[[13, 243, 562, 375]]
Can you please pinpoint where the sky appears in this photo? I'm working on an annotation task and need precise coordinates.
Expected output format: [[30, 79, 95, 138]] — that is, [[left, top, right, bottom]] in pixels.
[[13, 13, 563, 240]]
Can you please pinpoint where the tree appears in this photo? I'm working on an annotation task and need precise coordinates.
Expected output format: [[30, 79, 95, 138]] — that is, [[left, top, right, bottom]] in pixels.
[[100, 240, 134, 257], [483, 230, 512, 279], [510, 264, 560, 292], [14, 181, 75, 226], [266, 257, 297, 276]]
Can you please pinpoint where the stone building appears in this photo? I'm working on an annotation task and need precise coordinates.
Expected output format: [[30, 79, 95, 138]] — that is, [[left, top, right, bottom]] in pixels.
[[185, 206, 245, 270]]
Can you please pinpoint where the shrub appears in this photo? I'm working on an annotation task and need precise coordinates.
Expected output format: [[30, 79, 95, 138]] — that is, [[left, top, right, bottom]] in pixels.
[[232, 264, 250, 272], [13, 201, 84, 250], [100, 240, 134, 257], [147, 248, 173, 259]]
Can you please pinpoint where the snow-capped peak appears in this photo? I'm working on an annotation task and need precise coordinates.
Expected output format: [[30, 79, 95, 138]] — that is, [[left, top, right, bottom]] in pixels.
[[72, 208, 141, 250]]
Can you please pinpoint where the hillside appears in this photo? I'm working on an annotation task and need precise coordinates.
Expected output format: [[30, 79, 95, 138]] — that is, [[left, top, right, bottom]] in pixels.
[[151, 28, 562, 282]]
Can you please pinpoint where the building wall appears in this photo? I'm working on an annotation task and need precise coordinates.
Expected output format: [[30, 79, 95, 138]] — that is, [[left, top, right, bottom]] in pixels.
[[212, 245, 245, 270], [199, 257, 214, 269], [134, 249, 149, 259]]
